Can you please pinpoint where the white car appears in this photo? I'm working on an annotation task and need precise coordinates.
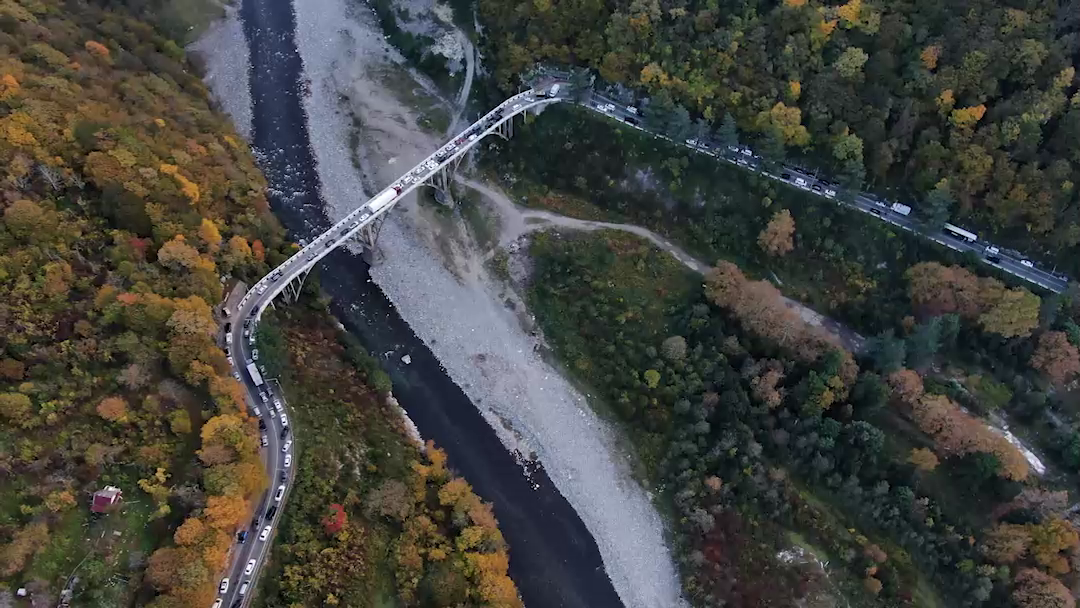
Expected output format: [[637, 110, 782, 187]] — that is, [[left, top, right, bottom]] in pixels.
[[218, 578, 229, 594], [261, 434, 268, 447], [212, 600, 222, 608], [252, 349, 259, 361], [252, 406, 261, 417], [280, 412, 288, 426], [244, 559, 256, 576], [259, 524, 272, 541], [232, 371, 241, 381], [260, 392, 269, 404], [282, 440, 292, 453], [226, 356, 233, 366], [824, 189, 836, 198], [627, 106, 639, 114], [1020, 259, 1034, 268], [986, 246, 1000, 255], [284, 453, 292, 468], [239, 582, 250, 597], [257, 284, 268, 295], [274, 484, 285, 502], [273, 399, 283, 412]]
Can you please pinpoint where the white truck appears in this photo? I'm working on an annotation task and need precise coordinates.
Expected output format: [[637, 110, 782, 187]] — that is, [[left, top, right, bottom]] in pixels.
[[890, 202, 912, 216], [246, 362, 264, 387]]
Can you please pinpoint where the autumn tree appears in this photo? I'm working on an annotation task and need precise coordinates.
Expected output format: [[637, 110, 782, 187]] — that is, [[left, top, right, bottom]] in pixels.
[[96, 396, 129, 422], [908, 447, 939, 471], [0, 392, 33, 424], [1012, 568, 1074, 608], [1030, 331, 1080, 385], [0, 522, 49, 576], [758, 209, 795, 257]]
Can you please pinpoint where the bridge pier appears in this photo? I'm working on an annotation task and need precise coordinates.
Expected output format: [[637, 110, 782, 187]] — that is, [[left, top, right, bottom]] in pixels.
[[282, 267, 310, 303], [357, 213, 387, 264]]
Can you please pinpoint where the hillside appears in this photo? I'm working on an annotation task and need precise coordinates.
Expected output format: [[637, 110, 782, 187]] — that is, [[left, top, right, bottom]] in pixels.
[[0, 0, 289, 603], [479, 0, 1080, 268]]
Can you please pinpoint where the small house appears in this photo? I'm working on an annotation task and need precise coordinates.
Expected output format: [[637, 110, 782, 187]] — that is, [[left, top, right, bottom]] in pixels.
[[91, 486, 122, 513]]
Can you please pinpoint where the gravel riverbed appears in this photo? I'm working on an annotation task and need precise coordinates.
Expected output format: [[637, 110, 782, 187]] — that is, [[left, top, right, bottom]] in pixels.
[[288, 0, 689, 606]]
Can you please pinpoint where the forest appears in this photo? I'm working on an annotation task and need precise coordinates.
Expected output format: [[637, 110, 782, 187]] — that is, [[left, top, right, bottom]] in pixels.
[[478, 0, 1080, 268], [252, 310, 522, 608], [0, 0, 287, 604], [527, 229, 1080, 607]]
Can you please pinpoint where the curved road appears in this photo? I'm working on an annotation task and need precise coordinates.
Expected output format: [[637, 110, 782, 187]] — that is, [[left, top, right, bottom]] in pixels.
[[216, 83, 571, 607]]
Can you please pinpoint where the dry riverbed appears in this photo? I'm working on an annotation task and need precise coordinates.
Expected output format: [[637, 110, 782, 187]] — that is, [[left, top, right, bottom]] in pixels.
[[288, 0, 690, 607]]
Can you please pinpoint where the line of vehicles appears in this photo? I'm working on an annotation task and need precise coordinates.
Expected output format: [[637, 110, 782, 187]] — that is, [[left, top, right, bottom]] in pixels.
[[582, 91, 1067, 290], [215, 311, 292, 608]]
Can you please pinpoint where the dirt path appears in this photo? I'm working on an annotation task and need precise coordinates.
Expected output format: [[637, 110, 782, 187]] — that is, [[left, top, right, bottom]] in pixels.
[[446, 32, 475, 135], [459, 178, 867, 353]]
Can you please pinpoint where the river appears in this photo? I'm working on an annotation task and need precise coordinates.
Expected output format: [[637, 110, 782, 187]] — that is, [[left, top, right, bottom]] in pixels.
[[236, 0, 624, 605]]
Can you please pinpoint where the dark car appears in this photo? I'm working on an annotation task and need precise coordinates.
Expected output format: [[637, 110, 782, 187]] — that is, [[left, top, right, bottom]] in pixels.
[[237, 530, 248, 543], [258, 419, 267, 430], [869, 208, 883, 216], [251, 516, 260, 529], [223, 322, 231, 333], [987, 255, 1002, 264], [279, 426, 290, 439], [265, 505, 278, 520], [279, 470, 287, 482], [811, 184, 823, 192], [781, 173, 792, 180], [624, 116, 639, 126]]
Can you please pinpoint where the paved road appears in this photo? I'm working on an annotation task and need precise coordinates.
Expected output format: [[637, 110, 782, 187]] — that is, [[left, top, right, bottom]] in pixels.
[[216, 316, 295, 608], [213, 81, 572, 607], [586, 92, 1069, 294]]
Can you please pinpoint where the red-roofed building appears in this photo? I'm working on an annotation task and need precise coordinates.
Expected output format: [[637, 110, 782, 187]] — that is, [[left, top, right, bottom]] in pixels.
[[91, 486, 122, 513]]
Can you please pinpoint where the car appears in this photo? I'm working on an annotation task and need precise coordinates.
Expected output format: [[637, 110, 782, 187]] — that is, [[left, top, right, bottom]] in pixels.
[[258, 419, 267, 430], [626, 106, 639, 115], [223, 346, 230, 356], [225, 334, 233, 345], [273, 399, 282, 412], [265, 505, 278, 519], [259, 392, 269, 404], [284, 453, 292, 468], [223, 322, 231, 333], [274, 484, 285, 502], [685, 138, 698, 146], [239, 582, 250, 597], [869, 208, 883, 217], [226, 356, 234, 366], [252, 349, 259, 361], [987, 255, 1002, 264], [811, 184, 823, 192], [986, 246, 1000, 255], [257, 284, 268, 295], [219, 578, 230, 594], [282, 440, 292, 453], [212, 600, 223, 608], [245, 559, 256, 576], [280, 412, 288, 426], [232, 371, 241, 381], [237, 530, 248, 544], [243, 328, 250, 338], [1020, 259, 1034, 268], [279, 470, 287, 482], [780, 173, 792, 181], [261, 434, 268, 447], [252, 406, 261, 417], [249, 333, 256, 345], [243, 319, 251, 328], [824, 189, 837, 198], [259, 525, 272, 541], [280, 426, 290, 439]]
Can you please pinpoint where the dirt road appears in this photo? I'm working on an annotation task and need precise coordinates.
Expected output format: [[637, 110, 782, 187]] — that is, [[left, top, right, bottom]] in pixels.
[[458, 178, 866, 353]]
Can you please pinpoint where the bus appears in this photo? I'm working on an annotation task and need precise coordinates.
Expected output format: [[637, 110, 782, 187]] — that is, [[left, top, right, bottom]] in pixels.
[[246, 362, 264, 387], [943, 223, 977, 243]]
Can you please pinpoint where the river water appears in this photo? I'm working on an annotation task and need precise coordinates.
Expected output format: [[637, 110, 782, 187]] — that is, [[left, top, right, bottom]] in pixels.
[[237, 0, 624, 605]]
